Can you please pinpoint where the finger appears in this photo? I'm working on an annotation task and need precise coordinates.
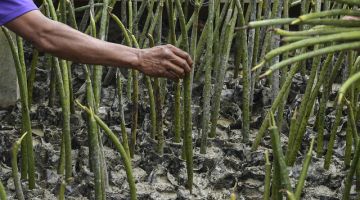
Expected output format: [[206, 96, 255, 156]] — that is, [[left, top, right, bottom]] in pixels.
[[165, 70, 179, 81], [168, 54, 192, 74], [165, 60, 185, 77], [166, 44, 193, 66]]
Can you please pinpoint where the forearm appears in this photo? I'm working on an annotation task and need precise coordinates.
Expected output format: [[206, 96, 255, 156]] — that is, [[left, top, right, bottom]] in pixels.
[[35, 20, 139, 68]]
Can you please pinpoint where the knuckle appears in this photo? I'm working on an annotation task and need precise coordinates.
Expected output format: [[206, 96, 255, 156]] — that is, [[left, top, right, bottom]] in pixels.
[[159, 60, 167, 68], [166, 44, 173, 48], [182, 61, 188, 68], [162, 49, 172, 58]]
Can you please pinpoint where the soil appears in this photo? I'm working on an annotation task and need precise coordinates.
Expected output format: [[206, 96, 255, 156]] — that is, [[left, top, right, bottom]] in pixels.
[[0, 45, 354, 200]]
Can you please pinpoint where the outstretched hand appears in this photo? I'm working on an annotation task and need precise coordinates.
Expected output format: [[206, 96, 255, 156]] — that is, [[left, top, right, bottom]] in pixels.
[[136, 44, 193, 80]]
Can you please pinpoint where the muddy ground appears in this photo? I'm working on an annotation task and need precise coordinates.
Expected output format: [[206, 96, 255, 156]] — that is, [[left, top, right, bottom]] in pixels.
[[0, 45, 354, 200]]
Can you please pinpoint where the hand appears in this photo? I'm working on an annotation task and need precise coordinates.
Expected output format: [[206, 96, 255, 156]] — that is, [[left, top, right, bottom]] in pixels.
[[136, 44, 193, 80]]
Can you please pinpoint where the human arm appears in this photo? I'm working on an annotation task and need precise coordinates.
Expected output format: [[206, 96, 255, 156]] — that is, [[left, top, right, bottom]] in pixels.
[[4, 10, 193, 80]]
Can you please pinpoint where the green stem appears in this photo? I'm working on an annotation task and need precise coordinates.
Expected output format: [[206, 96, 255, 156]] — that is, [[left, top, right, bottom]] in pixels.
[[294, 9, 360, 23], [57, 180, 66, 200], [130, 69, 138, 158], [316, 52, 345, 157], [27, 49, 39, 106], [76, 101, 137, 200], [300, 19, 360, 27], [274, 27, 360, 36], [167, 0, 181, 144], [262, 41, 360, 77], [175, 0, 192, 191], [294, 137, 315, 199], [324, 99, 344, 170], [345, 52, 355, 168], [264, 150, 271, 200], [287, 53, 333, 166], [2, 27, 35, 189], [269, 113, 292, 193], [116, 71, 131, 157], [256, 31, 360, 70], [48, 60, 56, 107], [339, 71, 360, 104], [252, 55, 303, 151], [343, 129, 360, 200], [84, 66, 104, 200], [12, 132, 28, 200], [93, 0, 109, 108], [73, 3, 103, 12], [137, 0, 155, 46], [0, 181, 6, 200], [200, 0, 214, 154], [286, 108, 298, 157], [46, 0, 72, 181], [245, 18, 296, 28], [235, 0, 250, 143], [209, 1, 237, 138]]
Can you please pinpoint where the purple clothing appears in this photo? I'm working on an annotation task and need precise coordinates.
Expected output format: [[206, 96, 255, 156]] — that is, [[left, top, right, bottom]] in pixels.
[[0, 0, 38, 25]]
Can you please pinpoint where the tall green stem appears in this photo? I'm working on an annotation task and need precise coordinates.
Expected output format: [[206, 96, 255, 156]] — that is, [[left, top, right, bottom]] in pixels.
[[294, 137, 315, 199], [269, 113, 292, 193], [264, 150, 271, 200], [235, 0, 250, 142], [2, 28, 35, 189], [84, 65, 105, 200], [200, 0, 214, 154], [175, 0, 192, 191], [288, 53, 333, 166], [76, 101, 137, 200], [12, 132, 28, 200], [116, 71, 131, 157], [324, 99, 344, 170], [209, 1, 236, 138]]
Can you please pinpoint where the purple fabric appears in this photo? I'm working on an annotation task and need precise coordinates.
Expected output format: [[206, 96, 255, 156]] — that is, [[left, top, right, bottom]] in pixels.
[[0, 0, 38, 26]]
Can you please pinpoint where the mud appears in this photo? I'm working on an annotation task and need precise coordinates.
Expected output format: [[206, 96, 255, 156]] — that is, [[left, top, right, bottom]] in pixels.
[[0, 46, 354, 200]]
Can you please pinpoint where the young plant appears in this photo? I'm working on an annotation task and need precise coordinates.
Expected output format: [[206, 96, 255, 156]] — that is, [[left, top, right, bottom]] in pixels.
[[269, 113, 292, 193], [200, 0, 215, 154], [76, 101, 137, 200], [174, 0, 193, 191], [209, 0, 237, 138], [264, 150, 271, 200], [116, 71, 131, 157], [234, 0, 250, 143], [45, 0, 72, 181], [294, 137, 315, 199], [84, 65, 105, 200], [12, 132, 28, 200]]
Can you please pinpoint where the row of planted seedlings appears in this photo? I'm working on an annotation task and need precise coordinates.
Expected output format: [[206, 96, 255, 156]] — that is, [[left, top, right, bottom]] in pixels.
[[246, 0, 360, 199], [0, 0, 258, 199]]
